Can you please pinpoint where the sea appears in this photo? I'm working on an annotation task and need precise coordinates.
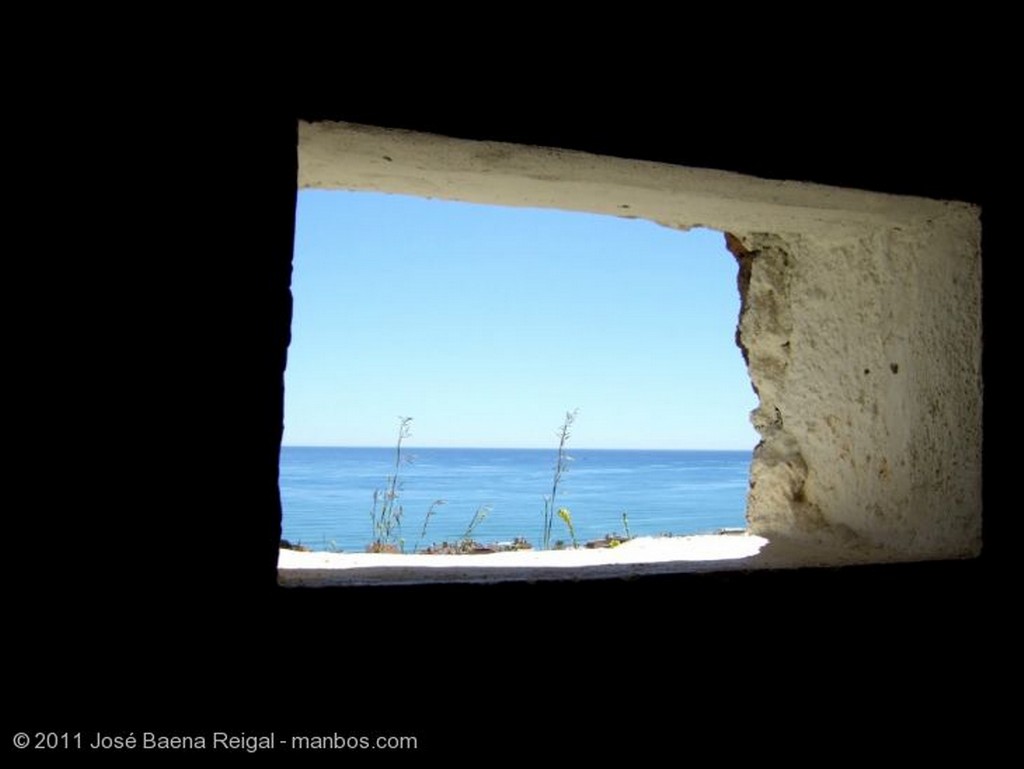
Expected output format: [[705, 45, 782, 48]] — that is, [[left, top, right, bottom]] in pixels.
[[280, 447, 752, 552]]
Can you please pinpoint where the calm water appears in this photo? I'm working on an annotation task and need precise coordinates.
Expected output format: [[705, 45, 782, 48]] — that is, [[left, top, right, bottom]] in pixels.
[[280, 447, 752, 552]]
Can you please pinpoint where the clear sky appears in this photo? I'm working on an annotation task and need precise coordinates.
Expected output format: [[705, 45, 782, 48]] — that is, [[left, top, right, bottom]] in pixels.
[[283, 190, 759, 450]]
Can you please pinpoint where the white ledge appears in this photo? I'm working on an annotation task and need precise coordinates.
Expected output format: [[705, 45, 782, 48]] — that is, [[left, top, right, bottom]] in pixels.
[[278, 534, 929, 586]]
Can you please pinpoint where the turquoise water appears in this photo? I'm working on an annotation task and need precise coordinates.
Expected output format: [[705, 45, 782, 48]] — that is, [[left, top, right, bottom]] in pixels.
[[280, 447, 752, 552]]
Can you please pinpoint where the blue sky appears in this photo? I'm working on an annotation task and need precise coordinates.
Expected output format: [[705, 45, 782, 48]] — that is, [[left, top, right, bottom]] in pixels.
[[284, 190, 758, 449]]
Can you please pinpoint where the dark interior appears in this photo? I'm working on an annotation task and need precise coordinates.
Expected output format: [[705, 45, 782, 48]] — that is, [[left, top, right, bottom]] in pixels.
[[9, 84, 1002, 756]]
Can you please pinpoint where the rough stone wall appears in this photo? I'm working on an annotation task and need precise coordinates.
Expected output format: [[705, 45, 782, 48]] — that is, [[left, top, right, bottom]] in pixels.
[[730, 221, 981, 560], [299, 121, 982, 565]]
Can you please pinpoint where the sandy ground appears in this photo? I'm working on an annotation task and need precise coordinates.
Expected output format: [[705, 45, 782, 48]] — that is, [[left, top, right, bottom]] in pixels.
[[277, 533, 771, 586]]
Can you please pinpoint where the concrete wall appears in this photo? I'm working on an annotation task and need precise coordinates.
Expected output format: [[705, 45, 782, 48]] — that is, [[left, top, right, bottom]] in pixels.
[[299, 121, 982, 565]]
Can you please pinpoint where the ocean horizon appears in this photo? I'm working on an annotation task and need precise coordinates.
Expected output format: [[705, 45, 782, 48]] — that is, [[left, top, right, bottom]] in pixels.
[[280, 446, 753, 553]]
